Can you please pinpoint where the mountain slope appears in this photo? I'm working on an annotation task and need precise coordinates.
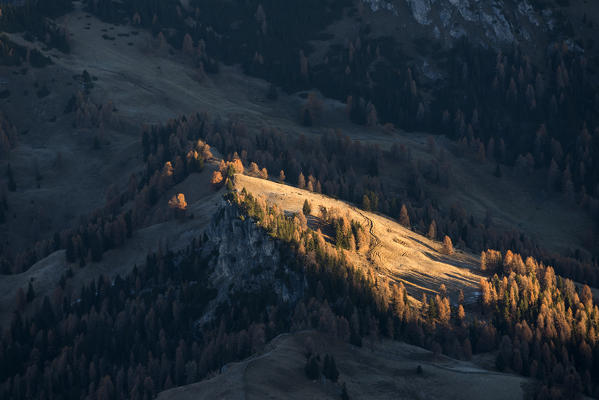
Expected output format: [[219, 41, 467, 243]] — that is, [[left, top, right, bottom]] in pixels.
[[0, 2, 598, 398], [158, 330, 530, 400], [233, 173, 483, 303]]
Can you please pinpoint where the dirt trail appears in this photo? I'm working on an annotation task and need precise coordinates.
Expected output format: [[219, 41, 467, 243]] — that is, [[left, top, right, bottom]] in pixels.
[[352, 206, 382, 264], [235, 174, 484, 304]]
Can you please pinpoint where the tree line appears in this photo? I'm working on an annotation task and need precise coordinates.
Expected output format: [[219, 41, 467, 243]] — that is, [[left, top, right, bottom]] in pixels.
[[438, 40, 599, 222], [9, 0, 597, 267], [83, 0, 599, 235], [0, 0, 72, 53], [2, 175, 598, 398], [232, 185, 599, 397], [200, 114, 598, 287], [4, 102, 597, 307], [479, 249, 599, 397], [1, 105, 212, 274]]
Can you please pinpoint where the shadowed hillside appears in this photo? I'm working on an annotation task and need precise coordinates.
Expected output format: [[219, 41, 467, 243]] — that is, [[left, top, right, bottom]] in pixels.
[[0, 1, 598, 399]]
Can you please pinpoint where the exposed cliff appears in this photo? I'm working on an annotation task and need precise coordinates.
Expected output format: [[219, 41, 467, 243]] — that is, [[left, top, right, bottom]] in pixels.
[[361, 0, 557, 47], [197, 201, 305, 326]]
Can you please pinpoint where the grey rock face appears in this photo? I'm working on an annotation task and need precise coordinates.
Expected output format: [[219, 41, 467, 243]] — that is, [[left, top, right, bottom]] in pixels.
[[197, 203, 304, 325], [362, 0, 555, 47]]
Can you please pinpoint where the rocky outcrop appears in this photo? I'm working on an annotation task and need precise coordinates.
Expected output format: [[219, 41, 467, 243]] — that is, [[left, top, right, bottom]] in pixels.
[[197, 202, 304, 325], [362, 0, 555, 47]]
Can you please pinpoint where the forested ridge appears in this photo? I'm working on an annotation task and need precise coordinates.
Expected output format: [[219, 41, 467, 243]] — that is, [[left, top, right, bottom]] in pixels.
[[1, 183, 598, 398], [0, 103, 211, 274], [231, 186, 599, 398], [0, 99, 596, 397], [80, 0, 599, 226], [1, 107, 598, 397], [1, 0, 599, 398], [1, 0, 597, 284], [72, 0, 599, 276]]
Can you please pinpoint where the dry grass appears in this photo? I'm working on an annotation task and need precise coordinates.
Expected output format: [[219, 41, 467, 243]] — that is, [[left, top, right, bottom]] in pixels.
[[158, 330, 531, 400], [0, 67, 142, 252], [234, 174, 484, 303], [0, 166, 221, 329]]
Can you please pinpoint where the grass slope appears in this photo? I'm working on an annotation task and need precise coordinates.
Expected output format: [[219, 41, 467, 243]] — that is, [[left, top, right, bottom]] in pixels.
[[234, 173, 483, 304], [158, 330, 530, 400], [0, 167, 221, 329], [2, 1, 592, 259]]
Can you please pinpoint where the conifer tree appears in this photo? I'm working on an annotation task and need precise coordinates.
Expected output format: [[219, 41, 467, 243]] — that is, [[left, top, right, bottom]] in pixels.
[[168, 193, 187, 219], [211, 171, 224, 188], [302, 199, 311, 216], [298, 172, 306, 189], [494, 163, 502, 178], [341, 383, 350, 400], [427, 220, 437, 240], [6, 163, 16, 192], [26, 281, 35, 303], [267, 84, 278, 100], [442, 235, 454, 255], [362, 194, 371, 211], [399, 204, 410, 228], [259, 168, 268, 180], [305, 355, 320, 380], [323, 354, 339, 382], [182, 33, 194, 56]]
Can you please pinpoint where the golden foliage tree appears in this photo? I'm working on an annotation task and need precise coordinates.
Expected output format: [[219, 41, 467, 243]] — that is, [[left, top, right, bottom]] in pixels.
[[399, 204, 410, 228], [211, 171, 224, 188], [427, 220, 436, 240], [442, 235, 454, 255], [259, 168, 268, 179], [298, 172, 306, 189], [182, 33, 194, 56], [168, 193, 187, 219], [230, 157, 244, 174], [168, 193, 187, 209], [248, 162, 260, 176], [457, 304, 466, 323]]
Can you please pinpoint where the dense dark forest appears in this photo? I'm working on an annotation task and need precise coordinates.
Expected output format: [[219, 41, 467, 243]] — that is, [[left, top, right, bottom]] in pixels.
[[3, 180, 596, 398], [0, 0, 72, 52], [82, 0, 599, 224]]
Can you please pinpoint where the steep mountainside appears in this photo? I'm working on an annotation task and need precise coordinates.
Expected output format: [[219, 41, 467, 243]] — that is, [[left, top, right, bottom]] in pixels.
[[0, 1, 598, 399], [233, 173, 484, 304], [364, 0, 555, 45], [158, 331, 531, 400]]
